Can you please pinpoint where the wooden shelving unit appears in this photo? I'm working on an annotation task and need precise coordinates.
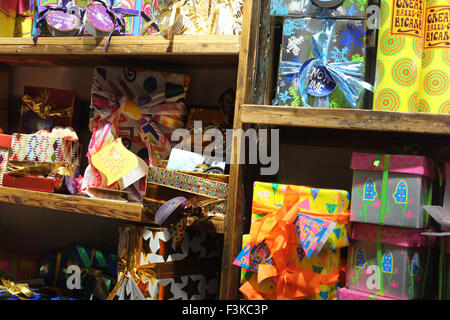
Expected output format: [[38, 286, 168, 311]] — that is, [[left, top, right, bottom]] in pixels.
[[219, 0, 450, 300]]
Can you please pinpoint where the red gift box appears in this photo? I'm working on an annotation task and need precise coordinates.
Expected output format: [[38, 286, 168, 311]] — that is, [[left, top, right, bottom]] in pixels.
[[3, 173, 55, 192], [0, 134, 11, 186], [0, 254, 41, 281], [19, 86, 76, 134]]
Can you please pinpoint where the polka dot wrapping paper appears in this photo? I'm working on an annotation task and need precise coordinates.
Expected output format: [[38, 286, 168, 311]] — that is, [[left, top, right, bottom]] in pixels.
[[373, 0, 425, 112], [418, 0, 450, 114]]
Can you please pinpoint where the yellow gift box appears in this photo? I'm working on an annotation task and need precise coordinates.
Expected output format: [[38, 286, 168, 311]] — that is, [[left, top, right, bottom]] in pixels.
[[14, 15, 33, 38], [0, 8, 16, 37], [252, 181, 350, 250], [418, 1, 450, 114], [373, 0, 425, 112]]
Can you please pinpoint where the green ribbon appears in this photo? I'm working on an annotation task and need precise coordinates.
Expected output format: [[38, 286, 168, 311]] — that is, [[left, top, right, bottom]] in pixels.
[[374, 154, 390, 296], [438, 237, 445, 300]]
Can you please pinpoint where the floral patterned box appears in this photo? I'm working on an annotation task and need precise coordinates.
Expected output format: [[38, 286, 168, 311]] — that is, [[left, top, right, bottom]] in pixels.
[[273, 17, 366, 108], [270, 0, 367, 19], [350, 152, 434, 229], [345, 223, 433, 300]]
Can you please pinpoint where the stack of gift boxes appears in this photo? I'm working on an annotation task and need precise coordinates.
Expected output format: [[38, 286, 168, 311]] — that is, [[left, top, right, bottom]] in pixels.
[[234, 181, 351, 300], [338, 152, 439, 300]]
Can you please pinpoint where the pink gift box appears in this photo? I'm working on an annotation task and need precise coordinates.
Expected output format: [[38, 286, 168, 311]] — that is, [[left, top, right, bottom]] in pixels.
[[338, 287, 396, 300]]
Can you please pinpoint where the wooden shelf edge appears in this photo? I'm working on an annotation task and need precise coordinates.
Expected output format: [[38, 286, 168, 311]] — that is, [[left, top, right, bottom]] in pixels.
[[0, 186, 143, 221], [0, 186, 225, 233], [241, 104, 450, 135], [0, 35, 241, 56]]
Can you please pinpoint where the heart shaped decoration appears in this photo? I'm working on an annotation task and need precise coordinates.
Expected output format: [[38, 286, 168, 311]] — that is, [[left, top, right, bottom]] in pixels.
[[46, 10, 80, 33]]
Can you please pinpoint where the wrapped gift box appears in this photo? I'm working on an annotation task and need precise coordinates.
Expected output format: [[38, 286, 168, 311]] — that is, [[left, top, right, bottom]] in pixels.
[[269, 0, 368, 19], [350, 152, 435, 228], [0, 134, 12, 186], [19, 86, 76, 134], [337, 287, 396, 300], [82, 66, 188, 200], [111, 223, 221, 300], [345, 223, 434, 299], [40, 244, 117, 299], [235, 181, 350, 300], [0, 254, 41, 282], [6, 133, 81, 192], [273, 17, 367, 108], [145, 165, 228, 217], [252, 181, 350, 250], [236, 233, 341, 300], [0, 0, 17, 37]]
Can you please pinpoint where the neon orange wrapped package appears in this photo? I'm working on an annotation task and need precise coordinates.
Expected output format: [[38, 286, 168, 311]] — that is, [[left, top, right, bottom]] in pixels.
[[234, 182, 350, 300]]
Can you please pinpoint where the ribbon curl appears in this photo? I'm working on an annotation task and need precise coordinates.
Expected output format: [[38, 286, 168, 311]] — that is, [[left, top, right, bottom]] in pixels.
[[21, 89, 73, 120], [279, 19, 373, 108]]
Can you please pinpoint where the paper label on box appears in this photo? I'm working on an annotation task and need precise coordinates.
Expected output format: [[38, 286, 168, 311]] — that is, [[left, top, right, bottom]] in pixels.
[[423, 6, 450, 49], [390, 0, 424, 39], [293, 213, 336, 258], [91, 138, 139, 186]]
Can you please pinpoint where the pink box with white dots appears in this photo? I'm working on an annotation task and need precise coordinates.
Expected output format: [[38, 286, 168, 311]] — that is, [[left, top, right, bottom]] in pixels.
[[350, 152, 436, 229]]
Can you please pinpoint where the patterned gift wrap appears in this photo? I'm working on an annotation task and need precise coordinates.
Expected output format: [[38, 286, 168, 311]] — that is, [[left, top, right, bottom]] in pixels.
[[0, 0, 16, 37], [111, 224, 221, 300], [9, 133, 81, 166], [234, 181, 350, 300], [82, 66, 188, 196], [350, 152, 435, 228], [372, 0, 425, 112], [417, 0, 450, 113], [145, 165, 228, 216], [0, 134, 11, 186], [270, 0, 368, 19], [20, 86, 75, 134], [337, 287, 396, 300], [237, 234, 342, 300], [252, 181, 350, 250], [274, 17, 367, 108], [346, 223, 433, 299], [39, 245, 117, 299]]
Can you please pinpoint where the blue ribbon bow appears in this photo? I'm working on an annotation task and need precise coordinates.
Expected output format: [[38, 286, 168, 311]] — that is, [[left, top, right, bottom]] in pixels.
[[278, 19, 373, 108]]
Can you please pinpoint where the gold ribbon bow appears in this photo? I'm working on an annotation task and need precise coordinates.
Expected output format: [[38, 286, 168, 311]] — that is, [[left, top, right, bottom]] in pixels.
[[21, 89, 73, 119], [107, 226, 156, 300], [7, 160, 77, 177], [0, 278, 36, 300]]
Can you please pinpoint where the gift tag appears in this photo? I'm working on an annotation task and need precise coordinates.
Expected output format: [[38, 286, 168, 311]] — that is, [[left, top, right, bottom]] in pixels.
[[84, 2, 115, 36], [117, 156, 148, 190], [307, 66, 336, 97], [91, 138, 139, 186], [46, 8, 82, 36], [293, 213, 336, 258]]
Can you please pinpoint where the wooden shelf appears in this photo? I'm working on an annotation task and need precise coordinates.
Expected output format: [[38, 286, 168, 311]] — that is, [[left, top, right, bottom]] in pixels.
[[0, 35, 240, 67], [241, 104, 450, 135], [0, 186, 225, 233]]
